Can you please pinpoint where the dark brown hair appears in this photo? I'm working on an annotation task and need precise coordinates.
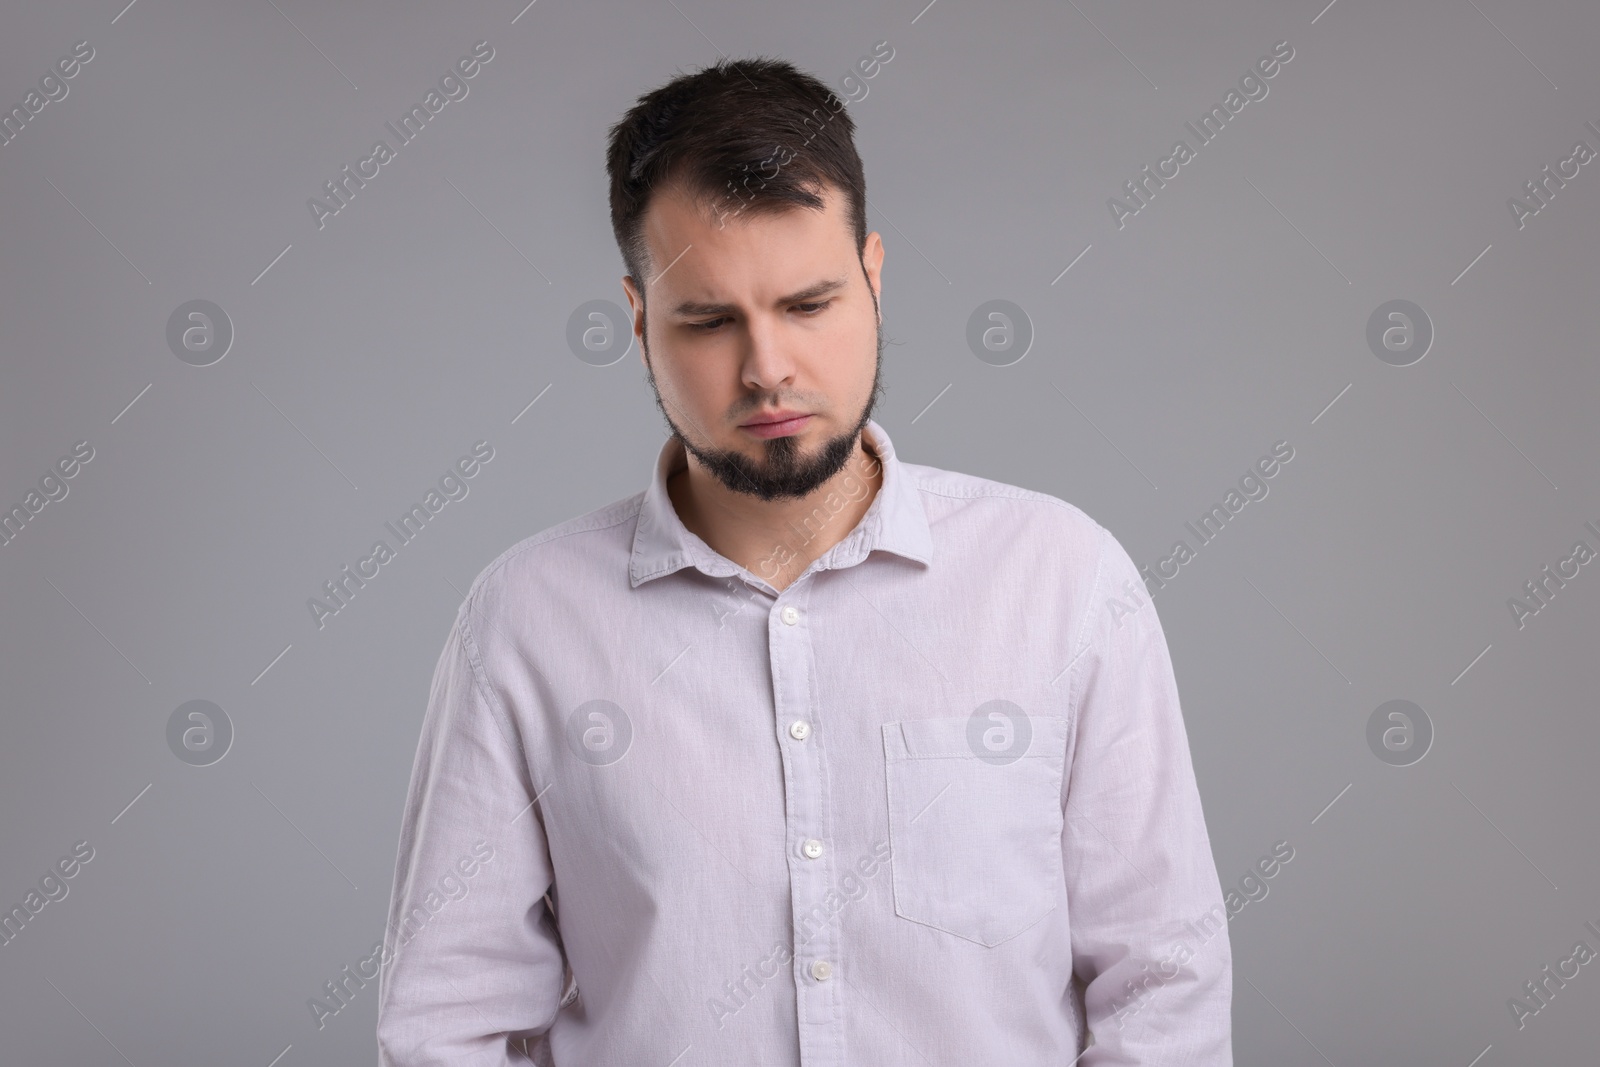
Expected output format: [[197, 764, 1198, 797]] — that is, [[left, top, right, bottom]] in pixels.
[[605, 56, 868, 304]]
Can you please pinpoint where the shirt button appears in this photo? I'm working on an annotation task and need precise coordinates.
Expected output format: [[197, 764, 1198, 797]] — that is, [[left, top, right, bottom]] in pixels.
[[780, 605, 800, 625], [810, 959, 833, 981], [802, 838, 824, 859], [789, 720, 811, 740]]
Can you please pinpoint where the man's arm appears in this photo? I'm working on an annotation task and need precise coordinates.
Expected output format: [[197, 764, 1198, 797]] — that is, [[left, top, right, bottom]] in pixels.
[[376, 599, 567, 1065], [1062, 526, 1233, 1064]]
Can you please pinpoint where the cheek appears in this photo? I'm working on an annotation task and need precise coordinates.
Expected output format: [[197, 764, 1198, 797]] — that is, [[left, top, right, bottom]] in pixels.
[[659, 342, 739, 411], [822, 314, 877, 370]]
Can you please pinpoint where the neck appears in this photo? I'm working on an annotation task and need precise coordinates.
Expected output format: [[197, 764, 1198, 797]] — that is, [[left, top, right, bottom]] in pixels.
[[668, 434, 884, 592]]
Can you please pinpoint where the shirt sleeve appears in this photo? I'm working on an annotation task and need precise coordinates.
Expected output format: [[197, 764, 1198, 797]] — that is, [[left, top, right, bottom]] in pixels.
[[376, 597, 569, 1065], [1062, 525, 1233, 1065]]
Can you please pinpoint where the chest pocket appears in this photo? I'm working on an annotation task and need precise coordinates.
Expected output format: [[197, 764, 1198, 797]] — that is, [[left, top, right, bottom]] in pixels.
[[881, 713, 1067, 947]]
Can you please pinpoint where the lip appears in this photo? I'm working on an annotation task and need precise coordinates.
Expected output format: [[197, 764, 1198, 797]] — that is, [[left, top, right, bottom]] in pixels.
[[740, 412, 812, 438]]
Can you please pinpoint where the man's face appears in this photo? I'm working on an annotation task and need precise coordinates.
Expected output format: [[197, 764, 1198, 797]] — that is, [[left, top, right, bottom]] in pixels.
[[621, 180, 886, 502]]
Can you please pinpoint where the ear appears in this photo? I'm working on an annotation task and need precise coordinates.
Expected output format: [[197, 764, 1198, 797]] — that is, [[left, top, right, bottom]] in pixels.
[[861, 232, 885, 324], [621, 275, 647, 363]]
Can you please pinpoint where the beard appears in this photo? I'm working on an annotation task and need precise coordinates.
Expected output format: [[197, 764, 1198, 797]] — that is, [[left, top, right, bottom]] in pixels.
[[642, 316, 887, 502]]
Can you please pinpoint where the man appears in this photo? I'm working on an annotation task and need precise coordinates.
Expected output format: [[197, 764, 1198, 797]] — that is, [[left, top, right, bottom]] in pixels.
[[376, 56, 1232, 1065]]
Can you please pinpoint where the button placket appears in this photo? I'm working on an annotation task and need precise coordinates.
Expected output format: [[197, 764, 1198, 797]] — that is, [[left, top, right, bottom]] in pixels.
[[768, 587, 844, 1064]]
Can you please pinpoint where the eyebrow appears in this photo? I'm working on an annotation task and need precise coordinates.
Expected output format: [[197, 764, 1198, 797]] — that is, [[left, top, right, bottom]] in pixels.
[[670, 277, 849, 318]]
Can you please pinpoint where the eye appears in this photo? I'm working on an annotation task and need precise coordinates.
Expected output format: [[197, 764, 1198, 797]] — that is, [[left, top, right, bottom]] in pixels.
[[685, 300, 831, 332]]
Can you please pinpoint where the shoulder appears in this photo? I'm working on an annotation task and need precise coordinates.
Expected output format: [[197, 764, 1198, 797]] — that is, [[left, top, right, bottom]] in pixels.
[[456, 490, 644, 631], [902, 458, 1119, 579]]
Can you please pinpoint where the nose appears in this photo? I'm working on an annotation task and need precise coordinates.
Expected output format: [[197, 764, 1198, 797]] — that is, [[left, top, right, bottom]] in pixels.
[[740, 313, 799, 392]]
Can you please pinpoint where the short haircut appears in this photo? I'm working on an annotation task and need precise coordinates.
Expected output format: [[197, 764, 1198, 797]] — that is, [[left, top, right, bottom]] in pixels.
[[605, 56, 868, 305]]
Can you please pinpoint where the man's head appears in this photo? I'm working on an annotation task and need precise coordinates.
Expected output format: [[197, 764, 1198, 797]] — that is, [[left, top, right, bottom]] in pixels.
[[606, 57, 886, 502]]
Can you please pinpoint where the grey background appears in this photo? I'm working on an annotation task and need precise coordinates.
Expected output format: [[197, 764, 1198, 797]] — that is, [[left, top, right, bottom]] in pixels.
[[1, 0, 1596, 1063]]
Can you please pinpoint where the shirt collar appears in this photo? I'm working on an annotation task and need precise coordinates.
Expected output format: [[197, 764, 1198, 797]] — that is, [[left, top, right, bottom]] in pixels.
[[629, 418, 933, 588]]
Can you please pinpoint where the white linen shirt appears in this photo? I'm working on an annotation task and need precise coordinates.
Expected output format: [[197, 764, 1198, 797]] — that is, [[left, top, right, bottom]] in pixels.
[[376, 418, 1232, 1066]]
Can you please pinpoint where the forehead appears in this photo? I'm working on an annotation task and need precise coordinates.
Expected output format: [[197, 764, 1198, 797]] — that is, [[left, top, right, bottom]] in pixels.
[[638, 180, 855, 298]]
